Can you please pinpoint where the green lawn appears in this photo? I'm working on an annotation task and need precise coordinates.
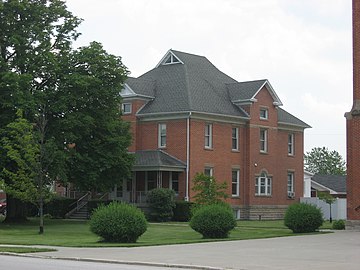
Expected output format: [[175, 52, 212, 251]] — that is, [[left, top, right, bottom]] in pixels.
[[0, 217, 332, 248]]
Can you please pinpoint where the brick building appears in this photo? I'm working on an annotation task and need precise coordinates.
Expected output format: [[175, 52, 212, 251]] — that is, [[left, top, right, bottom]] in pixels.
[[115, 49, 310, 220], [345, 0, 360, 229]]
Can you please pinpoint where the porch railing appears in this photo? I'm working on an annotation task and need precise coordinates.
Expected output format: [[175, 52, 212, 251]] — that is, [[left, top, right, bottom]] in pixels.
[[65, 191, 91, 218]]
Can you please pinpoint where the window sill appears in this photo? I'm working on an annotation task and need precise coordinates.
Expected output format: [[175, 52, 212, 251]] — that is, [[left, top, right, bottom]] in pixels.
[[231, 195, 240, 198], [255, 194, 272, 197], [231, 149, 240, 153], [260, 151, 268, 155], [204, 147, 213, 151], [287, 154, 295, 157]]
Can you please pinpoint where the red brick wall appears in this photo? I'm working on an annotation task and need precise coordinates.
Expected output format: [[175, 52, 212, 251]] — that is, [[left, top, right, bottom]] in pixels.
[[126, 85, 305, 212], [346, 0, 360, 221]]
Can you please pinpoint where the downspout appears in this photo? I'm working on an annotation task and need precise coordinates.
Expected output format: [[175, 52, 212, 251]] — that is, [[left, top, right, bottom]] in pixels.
[[185, 112, 191, 201]]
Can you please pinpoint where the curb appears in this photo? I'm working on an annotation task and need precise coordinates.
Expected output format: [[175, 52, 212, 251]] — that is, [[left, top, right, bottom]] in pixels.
[[0, 252, 229, 270]]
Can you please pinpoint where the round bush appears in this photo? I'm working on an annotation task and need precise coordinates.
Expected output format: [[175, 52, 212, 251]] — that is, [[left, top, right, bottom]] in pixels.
[[147, 188, 176, 222], [332, 220, 345, 230], [190, 204, 236, 238], [284, 203, 323, 233], [89, 202, 147, 243]]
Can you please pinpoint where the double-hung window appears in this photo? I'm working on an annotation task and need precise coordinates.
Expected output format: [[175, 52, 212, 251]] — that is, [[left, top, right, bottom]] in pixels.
[[232, 169, 240, 197], [232, 127, 239, 151], [255, 172, 272, 196], [260, 129, 268, 153], [158, 123, 166, 148], [205, 124, 213, 149], [287, 172, 295, 198], [288, 134, 294, 155]]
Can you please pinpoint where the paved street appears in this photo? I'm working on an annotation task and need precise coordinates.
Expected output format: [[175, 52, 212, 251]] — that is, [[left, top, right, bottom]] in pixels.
[[2, 230, 358, 270]]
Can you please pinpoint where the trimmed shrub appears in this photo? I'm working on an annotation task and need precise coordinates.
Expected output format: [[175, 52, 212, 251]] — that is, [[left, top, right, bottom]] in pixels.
[[147, 188, 176, 222], [332, 220, 346, 230], [89, 202, 147, 243], [173, 201, 194, 222], [284, 203, 323, 233], [190, 203, 236, 238]]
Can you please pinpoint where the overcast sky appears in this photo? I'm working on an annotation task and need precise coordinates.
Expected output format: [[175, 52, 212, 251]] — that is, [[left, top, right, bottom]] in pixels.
[[65, 0, 352, 159]]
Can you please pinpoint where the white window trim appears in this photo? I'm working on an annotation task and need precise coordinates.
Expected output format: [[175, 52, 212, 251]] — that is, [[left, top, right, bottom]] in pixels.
[[260, 129, 268, 153], [158, 123, 166, 148], [260, 108, 269, 120], [288, 133, 294, 156], [232, 127, 239, 151], [122, 103, 132, 114], [205, 124, 213, 149], [255, 172, 272, 196], [232, 169, 240, 197], [287, 172, 294, 197]]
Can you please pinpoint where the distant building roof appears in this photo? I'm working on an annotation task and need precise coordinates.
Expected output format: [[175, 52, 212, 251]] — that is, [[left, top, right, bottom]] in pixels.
[[311, 174, 347, 194]]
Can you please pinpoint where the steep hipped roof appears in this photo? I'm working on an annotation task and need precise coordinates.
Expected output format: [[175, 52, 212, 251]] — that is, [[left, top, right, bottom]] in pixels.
[[312, 175, 347, 194], [124, 49, 309, 128], [278, 108, 311, 128], [133, 150, 186, 172]]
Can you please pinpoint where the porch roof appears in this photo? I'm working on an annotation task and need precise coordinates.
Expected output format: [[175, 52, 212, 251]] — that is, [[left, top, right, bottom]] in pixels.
[[132, 150, 186, 172]]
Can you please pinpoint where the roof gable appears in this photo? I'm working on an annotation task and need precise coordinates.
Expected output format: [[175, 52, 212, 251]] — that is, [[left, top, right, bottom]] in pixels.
[[156, 50, 184, 67], [227, 79, 283, 106], [312, 175, 347, 193]]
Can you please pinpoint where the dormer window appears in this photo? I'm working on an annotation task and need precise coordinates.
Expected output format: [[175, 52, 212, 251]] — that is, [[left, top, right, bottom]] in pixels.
[[260, 108, 268, 120], [163, 54, 180, 65]]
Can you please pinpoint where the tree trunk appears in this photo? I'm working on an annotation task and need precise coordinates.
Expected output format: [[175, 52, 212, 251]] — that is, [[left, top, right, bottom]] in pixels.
[[3, 194, 28, 223]]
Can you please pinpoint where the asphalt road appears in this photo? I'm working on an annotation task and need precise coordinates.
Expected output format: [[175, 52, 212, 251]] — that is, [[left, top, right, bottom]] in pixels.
[[0, 255, 187, 270]]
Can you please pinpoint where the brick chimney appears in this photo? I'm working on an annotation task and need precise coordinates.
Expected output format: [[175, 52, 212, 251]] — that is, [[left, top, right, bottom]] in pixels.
[[345, 0, 360, 230]]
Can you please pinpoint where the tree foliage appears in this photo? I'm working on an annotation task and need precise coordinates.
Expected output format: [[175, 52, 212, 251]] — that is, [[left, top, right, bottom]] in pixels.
[[192, 173, 228, 205], [0, 0, 133, 223], [304, 147, 346, 175]]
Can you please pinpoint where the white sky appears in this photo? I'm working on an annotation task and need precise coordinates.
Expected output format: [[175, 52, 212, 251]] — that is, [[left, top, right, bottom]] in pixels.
[[65, 0, 353, 159]]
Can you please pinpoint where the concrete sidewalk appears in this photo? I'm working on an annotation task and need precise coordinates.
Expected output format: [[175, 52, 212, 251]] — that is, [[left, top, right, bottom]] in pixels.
[[3, 231, 360, 270]]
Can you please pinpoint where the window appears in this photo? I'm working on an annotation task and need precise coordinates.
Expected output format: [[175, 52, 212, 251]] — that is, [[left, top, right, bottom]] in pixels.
[[260, 129, 268, 153], [260, 108, 268, 120], [158, 123, 166, 148], [171, 172, 179, 195], [255, 172, 272, 196], [204, 167, 213, 176], [205, 124, 213, 149], [288, 134, 294, 155], [122, 103, 132, 114], [232, 169, 240, 197], [232, 127, 239, 151], [287, 172, 295, 198]]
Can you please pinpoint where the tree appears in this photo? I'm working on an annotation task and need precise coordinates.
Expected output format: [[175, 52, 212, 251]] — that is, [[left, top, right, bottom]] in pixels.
[[0, 0, 133, 225], [304, 147, 346, 175], [192, 173, 228, 205], [0, 110, 55, 232], [318, 192, 336, 223]]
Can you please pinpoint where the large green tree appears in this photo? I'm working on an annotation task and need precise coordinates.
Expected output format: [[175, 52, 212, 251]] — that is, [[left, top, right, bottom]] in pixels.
[[304, 147, 346, 175], [0, 0, 133, 224]]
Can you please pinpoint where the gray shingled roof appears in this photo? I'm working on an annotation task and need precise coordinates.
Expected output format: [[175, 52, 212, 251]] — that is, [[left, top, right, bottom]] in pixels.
[[125, 49, 309, 128], [226, 80, 267, 101], [278, 108, 311, 128], [312, 175, 347, 193], [133, 150, 186, 171]]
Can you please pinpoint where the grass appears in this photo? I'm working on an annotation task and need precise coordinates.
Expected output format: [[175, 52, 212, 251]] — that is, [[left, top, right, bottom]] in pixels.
[[0, 247, 56, 253], [0, 217, 332, 248]]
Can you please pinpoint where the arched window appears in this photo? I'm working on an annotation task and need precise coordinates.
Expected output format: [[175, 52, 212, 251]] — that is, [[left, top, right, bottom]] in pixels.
[[255, 171, 272, 196]]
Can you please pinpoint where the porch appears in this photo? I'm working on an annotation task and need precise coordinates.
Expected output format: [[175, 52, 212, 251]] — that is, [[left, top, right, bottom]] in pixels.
[[109, 150, 186, 205]]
